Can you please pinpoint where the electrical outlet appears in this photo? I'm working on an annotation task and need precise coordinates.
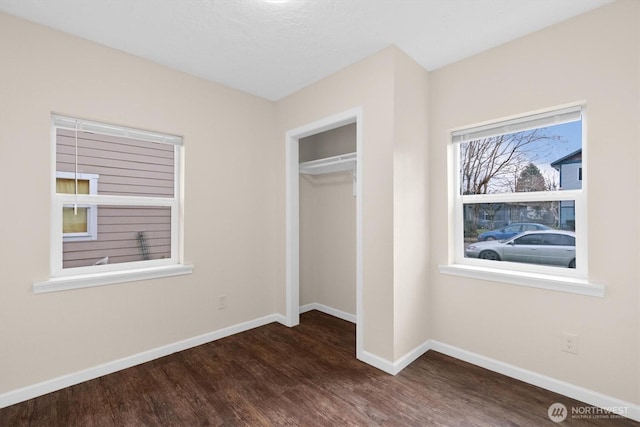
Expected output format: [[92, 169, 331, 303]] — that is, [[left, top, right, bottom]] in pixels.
[[218, 295, 227, 310], [561, 332, 578, 354]]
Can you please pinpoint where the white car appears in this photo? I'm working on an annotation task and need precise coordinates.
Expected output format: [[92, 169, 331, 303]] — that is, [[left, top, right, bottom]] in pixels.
[[465, 230, 576, 268]]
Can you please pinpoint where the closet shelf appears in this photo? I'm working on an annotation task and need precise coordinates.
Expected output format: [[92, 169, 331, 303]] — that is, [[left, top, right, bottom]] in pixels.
[[299, 152, 356, 175]]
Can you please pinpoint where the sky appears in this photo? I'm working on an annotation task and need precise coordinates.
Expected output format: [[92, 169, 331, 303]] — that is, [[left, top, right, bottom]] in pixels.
[[460, 118, 582, 194], [543, 120, 582, 161], [531, 120, 582, 184]]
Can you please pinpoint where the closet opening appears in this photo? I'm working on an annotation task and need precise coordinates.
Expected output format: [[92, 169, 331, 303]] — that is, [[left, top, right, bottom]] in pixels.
[[285, 108, 363, 358]]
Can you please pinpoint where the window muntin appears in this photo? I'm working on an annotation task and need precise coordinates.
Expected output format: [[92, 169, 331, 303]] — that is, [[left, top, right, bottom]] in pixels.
[[51, 116, 182, 277], [56, 171, 99, 242], [452, 105, 585, 276]]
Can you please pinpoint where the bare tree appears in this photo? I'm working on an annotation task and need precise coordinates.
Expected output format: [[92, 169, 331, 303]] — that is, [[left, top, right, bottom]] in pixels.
[[542, 170, 559, 191], [460, 129, 557, 195], [541, 171, 560, 225], [460, 129, 561, 235]]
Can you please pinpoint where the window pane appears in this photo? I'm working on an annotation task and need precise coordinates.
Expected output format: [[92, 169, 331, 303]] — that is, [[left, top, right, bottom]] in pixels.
[[56, 129, 175, 198], [513, 234, 544, 245], [459, 121, 581, 195], [62, 207, 88, 233], [62, 205, 171, 269], [543, 234, 575, 246], [57, 178, 90, 194], [463, 201, 576, 269]]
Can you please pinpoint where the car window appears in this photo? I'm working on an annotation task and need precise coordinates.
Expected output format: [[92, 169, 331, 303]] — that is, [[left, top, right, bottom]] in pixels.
[[521, 224, 538, 231], [504, 225, 520, 232], [513, 234, 543, 245], [543, 234, 575, 246]]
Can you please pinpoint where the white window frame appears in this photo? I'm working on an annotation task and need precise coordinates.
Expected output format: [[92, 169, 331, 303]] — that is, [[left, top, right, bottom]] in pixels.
[[56, 171, 99, 242], [34, 115, 192, 293], [439, 103, 604, 297]]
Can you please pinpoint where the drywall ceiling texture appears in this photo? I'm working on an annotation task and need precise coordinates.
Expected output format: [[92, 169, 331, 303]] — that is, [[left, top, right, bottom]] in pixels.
[[0, 0, 613, 100]]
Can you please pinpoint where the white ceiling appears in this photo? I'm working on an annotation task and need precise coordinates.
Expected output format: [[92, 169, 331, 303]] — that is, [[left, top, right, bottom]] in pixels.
[[0, 0, 613, 101]]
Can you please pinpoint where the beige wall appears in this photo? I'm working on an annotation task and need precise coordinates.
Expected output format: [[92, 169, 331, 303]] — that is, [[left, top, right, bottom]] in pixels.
[[2, 0, 638, 410], [392, 49, 430, 359], [276, 47, 430, 361], [299, 123, 356, 162], [428, 0, 639, 403], [300, 172, 356, 313], [0, 12, 279, 394], [0, 11, 430, 398], [276, 48, 397, 359]]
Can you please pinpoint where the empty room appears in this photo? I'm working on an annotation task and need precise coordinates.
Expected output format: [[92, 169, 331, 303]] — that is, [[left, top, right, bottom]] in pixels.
[[1, 0, 639, 425]]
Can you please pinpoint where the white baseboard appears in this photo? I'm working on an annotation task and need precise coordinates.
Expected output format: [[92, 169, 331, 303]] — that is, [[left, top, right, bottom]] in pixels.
[[0, 313, 284, 409], [299, 304, 639, 422], [299, 303, 356, 323], [391, 340, 432, 374], [298, 303, 399, 374], [361, 339, 639, 422], [3, 314, 637, 423], [358, 350, 395, 374], [428, 340, 640, 423], [358, 341, 433, 376]]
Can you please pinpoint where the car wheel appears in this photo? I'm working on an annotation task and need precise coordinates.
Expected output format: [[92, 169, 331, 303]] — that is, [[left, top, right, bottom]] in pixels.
[[569, 259, 576, 269], [479, 250, 500, 261], [484, 236, 496, 241]]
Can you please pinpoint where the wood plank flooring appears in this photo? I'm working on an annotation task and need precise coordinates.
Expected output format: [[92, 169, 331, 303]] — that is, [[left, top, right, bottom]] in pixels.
[[1, 310, 637, 426]]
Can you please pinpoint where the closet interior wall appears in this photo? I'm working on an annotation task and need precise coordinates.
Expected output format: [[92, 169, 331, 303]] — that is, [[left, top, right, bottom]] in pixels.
[[299, 124, 356, 317]]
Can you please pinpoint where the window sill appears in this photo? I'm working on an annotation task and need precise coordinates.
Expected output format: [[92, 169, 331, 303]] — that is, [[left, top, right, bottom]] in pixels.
[[33, 264, 194, 294], [438, 264, 604, 298]]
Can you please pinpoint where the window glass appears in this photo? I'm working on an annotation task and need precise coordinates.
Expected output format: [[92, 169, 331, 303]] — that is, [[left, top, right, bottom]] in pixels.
[[52, 116, 181, 276], [58, 178, 91, 235], [56, 129, 174, 198], [543, 234, 575, 246], [62, 205, 171, 269], [465, 200, 568, 238], [56, 172, 99, 241], [456, 106, 583, 273], [459, 120, 582, 196], [514, 234, 543, 245], [57, 178, 90, 194], [62, 207, 88, 233]]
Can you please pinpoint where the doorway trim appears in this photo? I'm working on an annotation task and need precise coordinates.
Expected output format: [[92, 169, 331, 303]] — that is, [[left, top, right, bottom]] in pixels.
[[285, 107, 363, 357]]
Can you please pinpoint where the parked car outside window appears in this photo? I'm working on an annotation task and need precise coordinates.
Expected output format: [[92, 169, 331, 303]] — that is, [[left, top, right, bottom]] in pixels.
[[465, 230, 576, 268], [477, 222, 551, 242]]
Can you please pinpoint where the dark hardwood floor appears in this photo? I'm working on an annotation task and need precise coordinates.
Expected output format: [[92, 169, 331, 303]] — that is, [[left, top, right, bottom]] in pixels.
[[1, 310, 637, 426]]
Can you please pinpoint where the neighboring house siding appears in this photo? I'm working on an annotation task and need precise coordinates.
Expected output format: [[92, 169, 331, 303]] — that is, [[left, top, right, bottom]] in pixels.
[[56, 129, 174, 268], [551, 150, 581, 230], [559, 163, 581, 190]]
